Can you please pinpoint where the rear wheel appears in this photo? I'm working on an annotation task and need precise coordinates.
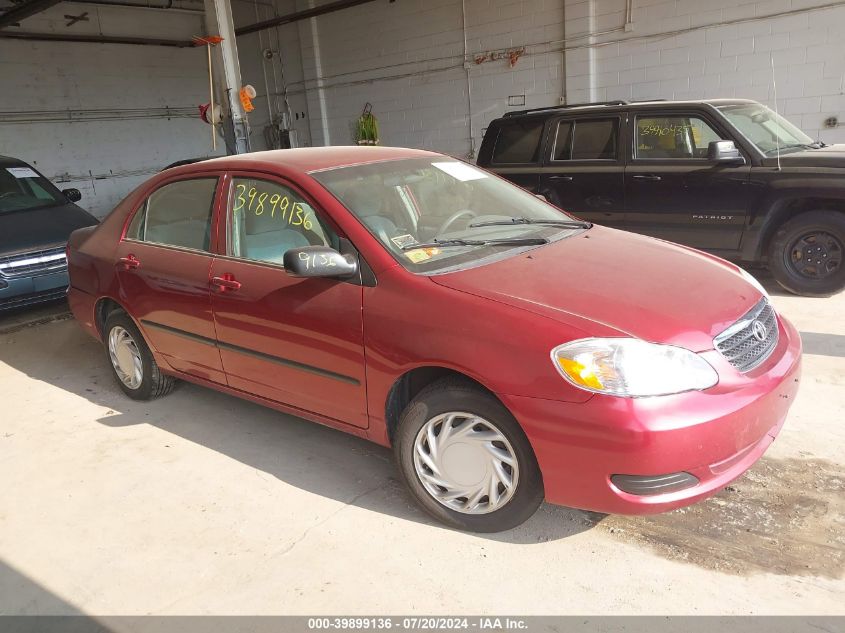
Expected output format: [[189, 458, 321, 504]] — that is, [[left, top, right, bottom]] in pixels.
[[104, 310, 176, 400], [394, 378, 544, 532], [769, 211, 845, 296]]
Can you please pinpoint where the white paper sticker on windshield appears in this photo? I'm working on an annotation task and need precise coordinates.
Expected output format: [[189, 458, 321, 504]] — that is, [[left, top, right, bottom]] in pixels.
[[390, 234, 417, 249], [431, 162, 488, 182], [6, 167, 39, 179]]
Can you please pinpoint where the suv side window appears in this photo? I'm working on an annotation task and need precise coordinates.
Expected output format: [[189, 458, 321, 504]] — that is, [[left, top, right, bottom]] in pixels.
[[635, 115, 724, 159], [491, 119, 544, 164], [126, 178, 217, 251], [228, 177, 337, 266], [553, 118, 618, 160]]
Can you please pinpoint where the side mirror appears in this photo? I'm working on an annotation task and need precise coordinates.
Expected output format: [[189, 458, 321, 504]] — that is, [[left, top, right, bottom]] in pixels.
[[62, 188, 82, 202], [707, 140, 745, 164], [283, 246, 358, 279]]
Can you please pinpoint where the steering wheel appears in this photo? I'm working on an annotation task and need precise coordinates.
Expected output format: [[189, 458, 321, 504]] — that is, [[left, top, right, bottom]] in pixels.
[[436, 209, 477, 236]]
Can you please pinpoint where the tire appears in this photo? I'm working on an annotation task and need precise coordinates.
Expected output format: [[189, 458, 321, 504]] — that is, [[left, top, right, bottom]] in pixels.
[[769, 211, 845, 297], [103, 310, 176, 400], [394, 377, 544, 532]]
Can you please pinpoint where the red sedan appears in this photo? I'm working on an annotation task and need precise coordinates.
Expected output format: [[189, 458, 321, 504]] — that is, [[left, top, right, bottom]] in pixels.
[[67, 147, 802, 532]]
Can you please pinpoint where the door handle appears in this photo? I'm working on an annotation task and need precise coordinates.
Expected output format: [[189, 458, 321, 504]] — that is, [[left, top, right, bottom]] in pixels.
[[549, 175, 574, 181], [632, 174, 662, 181], [211, 274, 242, 292], [117, 255, 140, 270]]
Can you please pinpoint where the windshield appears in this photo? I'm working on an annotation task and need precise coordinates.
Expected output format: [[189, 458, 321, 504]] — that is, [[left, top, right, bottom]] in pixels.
[[718, 104, 815, 155], [311, 157, 585, 273], [0, 164, 66, 214]]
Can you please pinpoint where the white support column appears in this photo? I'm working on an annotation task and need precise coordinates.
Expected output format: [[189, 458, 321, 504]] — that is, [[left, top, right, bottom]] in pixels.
[[204, 0, 250, 154]]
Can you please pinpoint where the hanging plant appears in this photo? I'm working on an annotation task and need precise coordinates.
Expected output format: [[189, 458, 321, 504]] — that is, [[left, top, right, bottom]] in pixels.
[[355, 103, 380, 145]]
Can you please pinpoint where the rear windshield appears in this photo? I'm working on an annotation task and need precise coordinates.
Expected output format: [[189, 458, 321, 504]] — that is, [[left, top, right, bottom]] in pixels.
[[0, 164, 66, 213]]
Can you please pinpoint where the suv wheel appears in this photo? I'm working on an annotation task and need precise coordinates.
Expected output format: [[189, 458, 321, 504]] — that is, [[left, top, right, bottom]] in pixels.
[[769, 211, 845, 296], [104, 310, 176, 400], [394, 377, 544, 532]]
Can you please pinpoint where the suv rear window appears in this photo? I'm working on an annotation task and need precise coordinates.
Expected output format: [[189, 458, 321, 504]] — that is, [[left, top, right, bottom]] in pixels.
[[553, 119, 618, 161], [491, 120, 544, 164]]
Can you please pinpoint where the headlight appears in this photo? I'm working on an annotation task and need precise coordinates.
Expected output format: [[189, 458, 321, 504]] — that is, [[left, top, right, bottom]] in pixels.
[[739, 268, 769, 298], [551, 338, 718, 397]]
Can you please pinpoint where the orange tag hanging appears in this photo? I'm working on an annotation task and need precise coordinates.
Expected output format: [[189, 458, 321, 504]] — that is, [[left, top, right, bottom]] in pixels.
[[239, 86, 255, 113]]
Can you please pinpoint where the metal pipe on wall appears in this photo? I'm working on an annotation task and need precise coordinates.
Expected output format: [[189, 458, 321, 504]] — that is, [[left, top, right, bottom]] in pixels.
[[64, 0, 205, 14], [461, 0, 475, 160]]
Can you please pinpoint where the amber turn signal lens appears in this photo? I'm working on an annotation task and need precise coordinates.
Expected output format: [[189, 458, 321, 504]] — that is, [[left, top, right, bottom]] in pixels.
[[556, 357, 604, 391]]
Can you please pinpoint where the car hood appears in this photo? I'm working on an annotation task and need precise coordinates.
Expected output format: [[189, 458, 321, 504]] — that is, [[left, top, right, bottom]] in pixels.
[[0, 203, 98, 255], [431, 226, 762, 352], [769, 143, 845, 167]]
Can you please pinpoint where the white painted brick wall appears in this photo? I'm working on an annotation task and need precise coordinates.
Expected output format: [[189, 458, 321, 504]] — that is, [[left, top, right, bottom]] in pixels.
[[264, 0, 845, 156], [568, 0, 845, 143], [0, 5, 220, 218], [4, 0, 843, 219]]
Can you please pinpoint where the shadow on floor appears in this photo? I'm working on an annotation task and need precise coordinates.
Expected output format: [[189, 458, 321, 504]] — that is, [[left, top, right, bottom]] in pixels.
[[1, 319, 602, 544], [798, 331, 845, 358]]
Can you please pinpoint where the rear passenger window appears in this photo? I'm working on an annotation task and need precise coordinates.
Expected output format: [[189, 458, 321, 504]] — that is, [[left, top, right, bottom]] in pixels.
[[571, 119, 618, 160], [491, 120, 544, 164], [126, 178, 217, 251], [228, 178, 336, 266]]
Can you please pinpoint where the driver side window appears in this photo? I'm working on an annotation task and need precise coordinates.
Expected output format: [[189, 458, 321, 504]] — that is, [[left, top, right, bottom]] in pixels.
[[228, 177, 336, 265], [636, 115, 724, 159]]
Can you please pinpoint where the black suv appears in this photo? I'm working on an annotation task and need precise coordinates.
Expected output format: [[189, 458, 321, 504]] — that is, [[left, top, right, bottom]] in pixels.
[[477, 98, 845, 296]]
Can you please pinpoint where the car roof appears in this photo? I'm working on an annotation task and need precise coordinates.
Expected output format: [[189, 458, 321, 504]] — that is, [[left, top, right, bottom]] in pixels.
[[166, 146, 443, 177], [0, 155, 30, 167], [498, 98, 760, 120]]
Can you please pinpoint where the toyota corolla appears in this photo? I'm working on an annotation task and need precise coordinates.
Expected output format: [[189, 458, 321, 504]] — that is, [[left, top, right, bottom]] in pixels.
[[66, 147, 801, 532]]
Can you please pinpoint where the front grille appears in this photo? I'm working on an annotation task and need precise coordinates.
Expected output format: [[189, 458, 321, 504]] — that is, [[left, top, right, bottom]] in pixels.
[[714, 298, 779, 372], [0, 246, 67, 279]]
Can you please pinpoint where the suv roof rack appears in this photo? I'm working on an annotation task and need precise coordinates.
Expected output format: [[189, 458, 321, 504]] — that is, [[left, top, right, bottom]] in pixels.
[[503, 100, 629, 117]]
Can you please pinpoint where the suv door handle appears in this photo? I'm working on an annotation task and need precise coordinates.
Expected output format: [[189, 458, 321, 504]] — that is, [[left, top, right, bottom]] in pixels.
[[632, 174, 662, 181], [211, 274, 242, 292], [549, 175, 573, 181], [117, 255, 140, 270]]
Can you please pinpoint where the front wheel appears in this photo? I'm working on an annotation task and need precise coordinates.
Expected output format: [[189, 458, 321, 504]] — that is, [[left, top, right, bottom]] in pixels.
[[394, 378, 544, 532], [769, 211, 845, 296]]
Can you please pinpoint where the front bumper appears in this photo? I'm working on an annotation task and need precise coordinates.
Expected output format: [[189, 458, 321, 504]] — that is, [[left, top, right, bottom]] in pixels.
[[502, 314, 802, 515], [0, 271, 69, 311]]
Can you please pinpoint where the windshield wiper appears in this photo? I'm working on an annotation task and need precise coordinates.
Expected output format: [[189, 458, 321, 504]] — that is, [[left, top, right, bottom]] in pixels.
[[402, 237, 548, 250], [469, 216, 592, 229]]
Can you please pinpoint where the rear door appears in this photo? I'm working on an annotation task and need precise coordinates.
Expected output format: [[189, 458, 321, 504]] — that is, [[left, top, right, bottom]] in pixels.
[[209, 172, 368, 428], [624, 111, 751, 250], [538, 115, 626, 227], [116, 175, 225, 383]]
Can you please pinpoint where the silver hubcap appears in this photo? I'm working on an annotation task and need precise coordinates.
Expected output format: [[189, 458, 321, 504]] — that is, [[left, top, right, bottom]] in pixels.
[[413, 412, 519, 515], [108, 325, 143, 390]]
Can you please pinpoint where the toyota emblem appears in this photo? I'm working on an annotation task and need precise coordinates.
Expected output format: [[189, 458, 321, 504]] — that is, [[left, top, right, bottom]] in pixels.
[[751, 320, 767, 342]]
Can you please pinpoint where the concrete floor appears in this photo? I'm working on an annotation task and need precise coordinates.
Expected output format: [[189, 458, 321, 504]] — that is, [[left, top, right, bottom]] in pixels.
[[0, 274, 843, 616]]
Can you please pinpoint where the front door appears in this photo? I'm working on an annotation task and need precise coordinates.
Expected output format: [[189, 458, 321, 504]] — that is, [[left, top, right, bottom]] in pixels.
[[538, 116, 626, 227], [117, 176, 225, 383], [624, 112, 751, 251], [209, 173, 368, 428]]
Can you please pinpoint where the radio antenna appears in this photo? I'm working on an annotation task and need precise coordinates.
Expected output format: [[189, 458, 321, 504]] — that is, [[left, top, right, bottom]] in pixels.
[[771, 55, 782, 171]]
